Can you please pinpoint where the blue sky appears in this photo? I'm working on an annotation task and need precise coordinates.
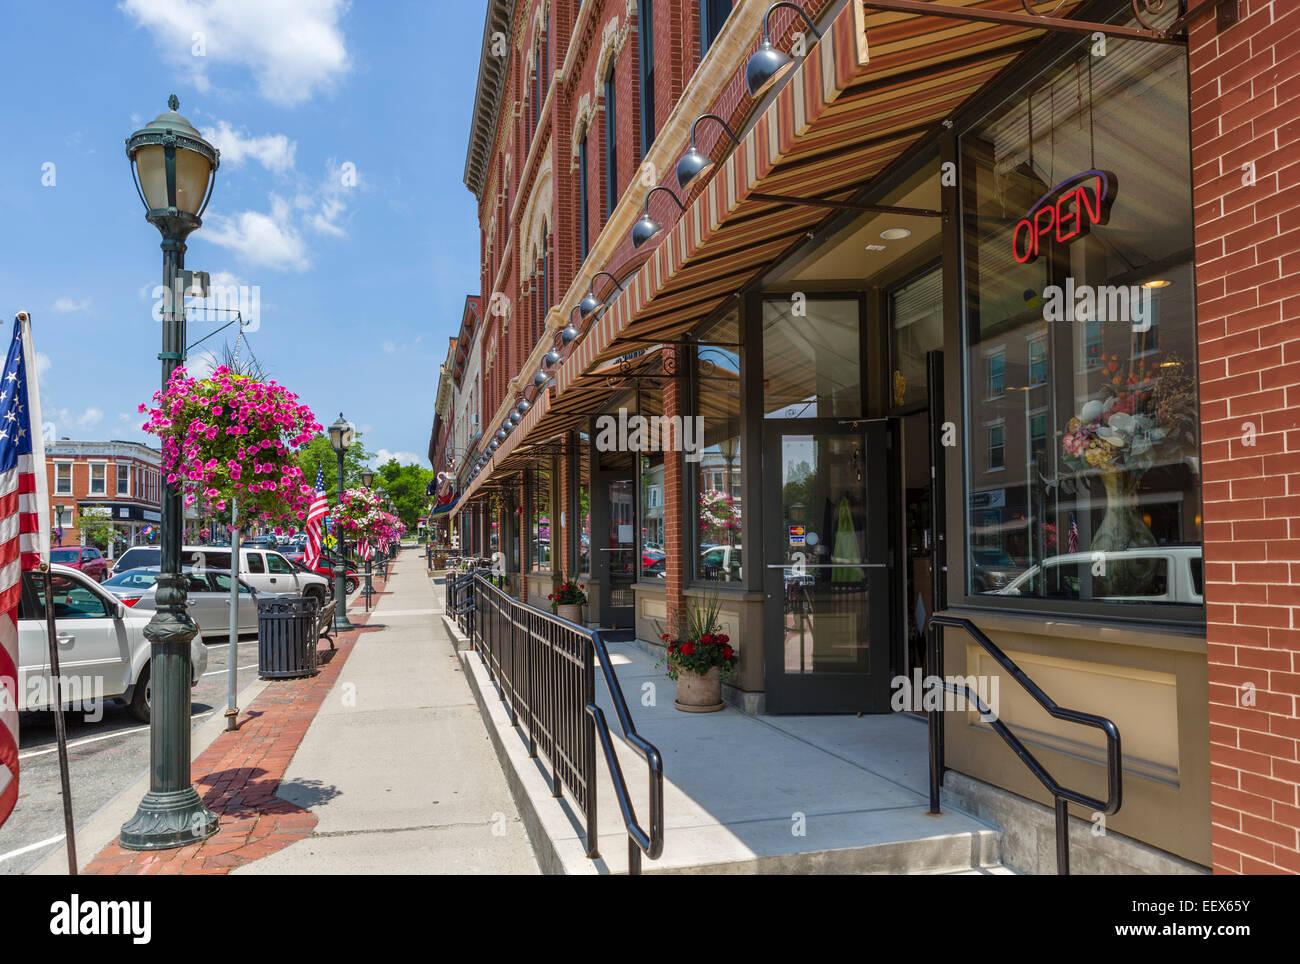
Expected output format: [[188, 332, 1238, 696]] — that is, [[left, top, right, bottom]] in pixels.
[[0, 0, 484, 466]]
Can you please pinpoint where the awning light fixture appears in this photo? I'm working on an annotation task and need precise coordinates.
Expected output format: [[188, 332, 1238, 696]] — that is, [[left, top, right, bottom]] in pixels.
[[746, 2, 823, 99], [676, 114, 741, 191], [632, 186, 687, 249]]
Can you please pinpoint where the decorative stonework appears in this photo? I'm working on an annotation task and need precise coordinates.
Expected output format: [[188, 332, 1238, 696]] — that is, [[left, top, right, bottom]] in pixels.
[[570, 91, 595, 172]]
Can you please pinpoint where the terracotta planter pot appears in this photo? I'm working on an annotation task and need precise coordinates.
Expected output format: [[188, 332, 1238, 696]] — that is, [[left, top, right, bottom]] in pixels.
[[556, 603, 583, 624], [674, 666, 724, 713]]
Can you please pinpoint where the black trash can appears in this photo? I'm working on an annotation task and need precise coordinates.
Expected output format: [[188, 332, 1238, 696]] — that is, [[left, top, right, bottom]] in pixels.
[[257, 594, 320, 679]]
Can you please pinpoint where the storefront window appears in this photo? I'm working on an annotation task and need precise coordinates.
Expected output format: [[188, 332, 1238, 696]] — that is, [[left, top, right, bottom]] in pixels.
[[763, 298, 860, 418], [577, 431, 591, 573], [960, 37, 1201, 612], [694, 312, 743, 583], [530, 466, 551, 572], [639, 390, 666, 580], [888, 265, 942, 409]]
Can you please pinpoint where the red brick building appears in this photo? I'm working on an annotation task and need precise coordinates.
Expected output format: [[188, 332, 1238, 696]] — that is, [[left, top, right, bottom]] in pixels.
[[440, 0, 1300, 873], [46, 439, 162, 555]]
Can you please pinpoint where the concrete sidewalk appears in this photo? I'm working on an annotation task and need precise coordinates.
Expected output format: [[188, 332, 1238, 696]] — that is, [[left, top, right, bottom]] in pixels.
[[232, 558, 538, 874]]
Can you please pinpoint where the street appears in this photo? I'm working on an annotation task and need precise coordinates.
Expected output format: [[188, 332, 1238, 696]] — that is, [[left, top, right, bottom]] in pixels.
[[0, 637, 261, 875]]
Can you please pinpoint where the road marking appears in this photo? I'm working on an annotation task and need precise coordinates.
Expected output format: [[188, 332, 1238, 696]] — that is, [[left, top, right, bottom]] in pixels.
[[202, 663, 257, 677], [0, 834, 65, 863], [18, 711, 214, 760]]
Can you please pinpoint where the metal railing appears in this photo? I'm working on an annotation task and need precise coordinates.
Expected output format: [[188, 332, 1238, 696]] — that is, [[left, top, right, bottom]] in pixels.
[[926, 614, 1122, 875], [466, 573, 664, 874]]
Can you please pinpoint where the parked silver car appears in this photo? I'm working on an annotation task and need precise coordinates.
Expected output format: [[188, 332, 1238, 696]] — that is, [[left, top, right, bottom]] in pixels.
[[102, 567, 263, 639]]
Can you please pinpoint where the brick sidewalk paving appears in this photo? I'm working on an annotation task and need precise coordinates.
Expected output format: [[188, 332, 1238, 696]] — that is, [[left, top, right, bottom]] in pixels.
[[84, 574, 389, 875]]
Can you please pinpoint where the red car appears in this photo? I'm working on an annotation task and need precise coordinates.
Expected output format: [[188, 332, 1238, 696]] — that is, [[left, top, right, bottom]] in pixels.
[[48, 545, 109, 582]]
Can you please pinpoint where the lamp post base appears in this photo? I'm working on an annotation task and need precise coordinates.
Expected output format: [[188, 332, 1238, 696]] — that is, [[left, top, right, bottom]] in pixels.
[[119, 786, 218, 851]]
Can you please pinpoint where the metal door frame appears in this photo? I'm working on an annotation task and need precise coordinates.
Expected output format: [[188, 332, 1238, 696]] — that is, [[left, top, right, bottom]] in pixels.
[[761, 417, 896, 713]]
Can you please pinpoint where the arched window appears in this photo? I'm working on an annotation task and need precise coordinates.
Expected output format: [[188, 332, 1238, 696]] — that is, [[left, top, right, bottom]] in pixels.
[[578, 130, 590, 258], [604, 62, 618, 220], [638, 0, 655, 158]]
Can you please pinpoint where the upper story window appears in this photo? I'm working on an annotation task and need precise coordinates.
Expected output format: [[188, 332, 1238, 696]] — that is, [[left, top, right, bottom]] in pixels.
[[116, 463, 130, 496], [604, 63, 618, 218], [638, 0, 655, 159], [579, 132, 590, 258], [89, 463, 106, 496], [700, 0, 732, 54], [55, 462, 72, 495]]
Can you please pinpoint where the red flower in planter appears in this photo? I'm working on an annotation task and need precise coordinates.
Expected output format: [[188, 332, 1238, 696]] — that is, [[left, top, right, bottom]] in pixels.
[[722, 646, 733, 660], [681, 642, 695, 656]]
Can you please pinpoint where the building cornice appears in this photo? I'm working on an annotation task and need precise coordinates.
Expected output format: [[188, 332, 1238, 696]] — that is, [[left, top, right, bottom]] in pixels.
[[464, 0, 514, 199]]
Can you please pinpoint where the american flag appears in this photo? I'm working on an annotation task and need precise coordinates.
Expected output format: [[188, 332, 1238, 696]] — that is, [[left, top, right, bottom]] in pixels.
[[304, 464, 328, 569], [1068, 513, 1079, 553], [359, 540, 372, 562], [0, 314, 50, 831]]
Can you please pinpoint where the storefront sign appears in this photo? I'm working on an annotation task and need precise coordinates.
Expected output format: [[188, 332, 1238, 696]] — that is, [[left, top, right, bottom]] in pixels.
[[969, 489, 1005, 510], [1011, 170, 1118, 265]]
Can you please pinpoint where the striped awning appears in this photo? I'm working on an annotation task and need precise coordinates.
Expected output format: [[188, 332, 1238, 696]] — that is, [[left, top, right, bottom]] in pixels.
[[556, 0, 1077, 392], [456, 0, 1085, 515]]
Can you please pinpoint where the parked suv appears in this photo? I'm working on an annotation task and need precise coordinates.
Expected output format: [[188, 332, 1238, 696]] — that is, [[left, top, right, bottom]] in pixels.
[[15, 564, 206, 722], [48, 545, 108, 582], [111, 545, 331, 610]]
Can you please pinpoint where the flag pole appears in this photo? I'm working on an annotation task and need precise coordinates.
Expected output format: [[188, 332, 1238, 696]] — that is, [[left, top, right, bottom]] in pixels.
[[18, 312, 76, 874], [41, 564, 77, 874]]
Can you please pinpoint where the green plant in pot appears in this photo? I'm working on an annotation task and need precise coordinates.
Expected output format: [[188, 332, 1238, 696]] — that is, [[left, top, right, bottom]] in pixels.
[[549, 580, 587, 623], [656, 593, 736, 713]]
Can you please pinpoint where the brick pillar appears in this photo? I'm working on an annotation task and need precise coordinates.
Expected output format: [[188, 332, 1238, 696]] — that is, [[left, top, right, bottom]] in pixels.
[[559, 436, 573, 579], [1189, 0, 1300, 874], [663, 347, 685, 625]]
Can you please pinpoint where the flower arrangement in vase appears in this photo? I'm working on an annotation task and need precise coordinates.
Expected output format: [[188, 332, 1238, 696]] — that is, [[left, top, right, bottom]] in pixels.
[[1059, 351, 1197, 590]]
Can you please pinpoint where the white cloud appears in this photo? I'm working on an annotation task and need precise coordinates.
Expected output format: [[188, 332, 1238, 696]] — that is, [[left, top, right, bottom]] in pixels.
[[204, 195, 309, 271], [52, 297, 90, 313], [373, 449, 421, 467], [200, 120, 296, 173], [34, 353, 51, 377], [120, 0, 351, 107], [47, 406, 105, 436]]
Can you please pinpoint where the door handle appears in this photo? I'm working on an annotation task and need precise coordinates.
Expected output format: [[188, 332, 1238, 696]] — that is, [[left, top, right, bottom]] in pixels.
[[765, 563, 889, 569], [56, 634, 75, 644]]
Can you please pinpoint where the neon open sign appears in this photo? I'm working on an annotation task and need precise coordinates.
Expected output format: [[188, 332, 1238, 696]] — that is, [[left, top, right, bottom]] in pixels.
[[1011, 170, 1118, 265]]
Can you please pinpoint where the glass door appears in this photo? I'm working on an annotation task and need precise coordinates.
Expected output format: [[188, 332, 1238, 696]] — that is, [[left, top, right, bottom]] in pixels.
[[762, 419, 894, 713], [597, 470, 636, 627]]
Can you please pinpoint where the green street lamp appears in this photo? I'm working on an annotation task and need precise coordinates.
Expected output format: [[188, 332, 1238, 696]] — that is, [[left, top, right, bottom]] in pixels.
[[328, 414, 356, 631], [120, 95, 220, 851]]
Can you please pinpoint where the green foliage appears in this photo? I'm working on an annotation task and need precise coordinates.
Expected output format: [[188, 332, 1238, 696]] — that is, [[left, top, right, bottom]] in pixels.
[[78, 507, 116, 551], [375, 457, 434, 532], [294, 433, 373, 500]]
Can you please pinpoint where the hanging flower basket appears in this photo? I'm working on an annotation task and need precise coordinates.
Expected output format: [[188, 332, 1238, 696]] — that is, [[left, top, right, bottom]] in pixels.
[[140, 365, 322, 530], [335, 487, 402, 552]]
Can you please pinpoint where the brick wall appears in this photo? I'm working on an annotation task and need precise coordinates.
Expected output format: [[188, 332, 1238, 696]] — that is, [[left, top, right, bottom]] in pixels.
[[1189, 0, 1300, 874]]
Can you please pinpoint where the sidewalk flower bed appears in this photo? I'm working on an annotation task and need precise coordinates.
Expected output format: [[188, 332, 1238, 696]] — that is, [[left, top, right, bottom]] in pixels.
[[334, 486, 403, 555], [548, 580, 587, 622], [140, 365, 321, 530]]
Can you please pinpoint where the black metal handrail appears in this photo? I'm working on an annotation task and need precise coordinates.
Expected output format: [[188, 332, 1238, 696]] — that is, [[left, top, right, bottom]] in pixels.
[[927, 614, 1122, 875], [467, 574, 664, 874]]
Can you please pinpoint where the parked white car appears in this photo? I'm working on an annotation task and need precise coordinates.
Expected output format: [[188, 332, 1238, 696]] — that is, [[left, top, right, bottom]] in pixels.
[[17, 564, 206, 723], [996, 546, 1204, 604], [111, 545, 331, 609], [102, 567, 262, 639]]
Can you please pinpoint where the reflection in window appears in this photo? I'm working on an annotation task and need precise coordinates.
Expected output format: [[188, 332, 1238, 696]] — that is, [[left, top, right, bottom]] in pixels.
[[763, 299, 860, 418], [888, 264, 942, 409], [577, 432, 591, 573], [639, 390, 665, 580], [531, 466, 551, 572], [961, 33, 1200, 610], [694, 312, 743, 583]]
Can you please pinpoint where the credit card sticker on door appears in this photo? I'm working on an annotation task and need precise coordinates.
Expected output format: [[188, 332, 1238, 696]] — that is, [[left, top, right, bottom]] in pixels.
[[789, 525, 805, 546]]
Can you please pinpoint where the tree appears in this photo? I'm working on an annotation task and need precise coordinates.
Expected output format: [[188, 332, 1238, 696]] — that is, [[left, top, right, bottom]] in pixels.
[[78, 506, 116, 551], [294, 433, 374, 501], [376, 458, 435, 533]]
